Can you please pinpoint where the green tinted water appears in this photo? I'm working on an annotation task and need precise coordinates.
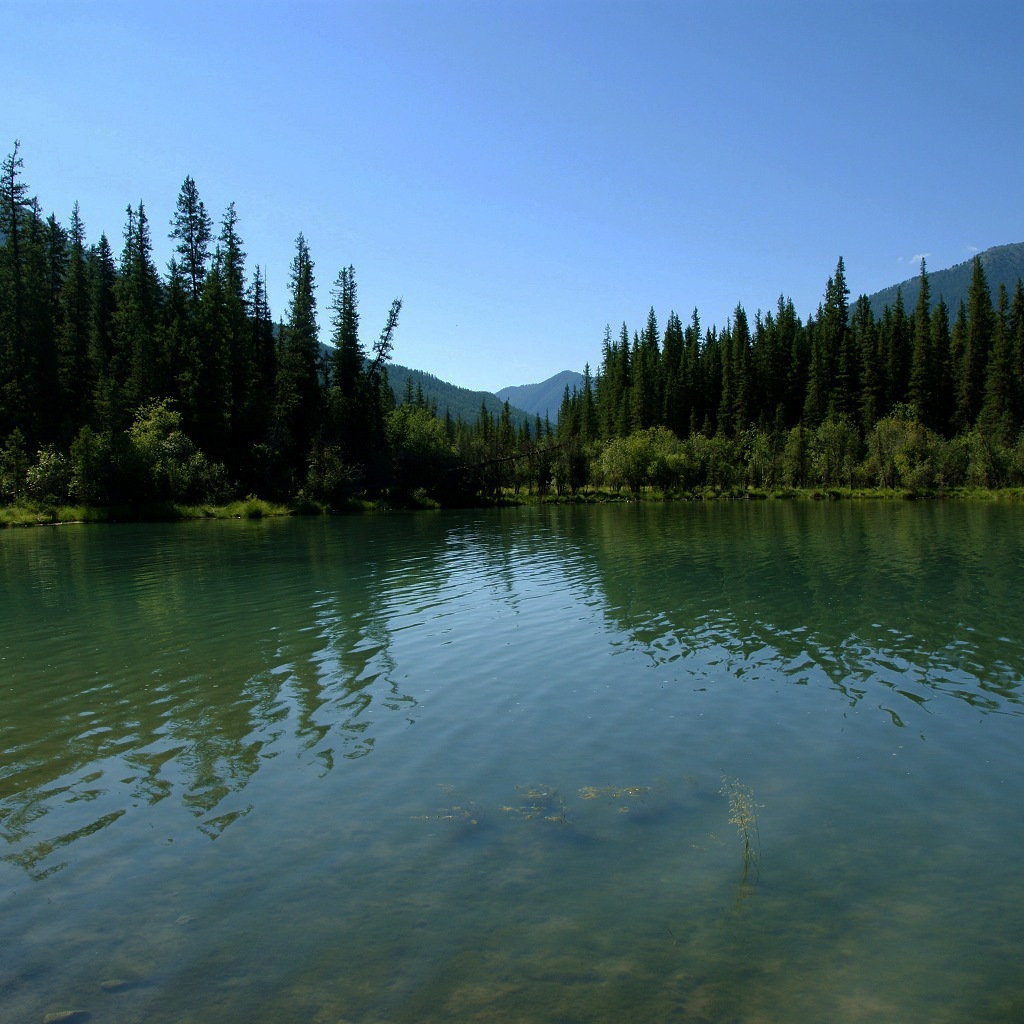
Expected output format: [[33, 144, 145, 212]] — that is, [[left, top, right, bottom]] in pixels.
[[1, 502, 1023, 1023]]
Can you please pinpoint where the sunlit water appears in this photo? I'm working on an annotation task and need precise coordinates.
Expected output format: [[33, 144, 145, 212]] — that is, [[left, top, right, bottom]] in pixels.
[[2, 502, 1023, 1023]]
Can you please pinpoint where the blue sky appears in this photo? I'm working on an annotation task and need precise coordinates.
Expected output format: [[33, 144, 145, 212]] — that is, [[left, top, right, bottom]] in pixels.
[[6, 0, 1022, 392]]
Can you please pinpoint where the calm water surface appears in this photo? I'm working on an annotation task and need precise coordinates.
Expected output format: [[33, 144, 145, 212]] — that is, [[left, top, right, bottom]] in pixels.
[[1, 502, 1023, 1023]]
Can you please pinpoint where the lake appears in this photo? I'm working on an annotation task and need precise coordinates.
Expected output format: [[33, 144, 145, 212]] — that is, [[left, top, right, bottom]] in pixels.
[[2, 501, 1023, 1023]]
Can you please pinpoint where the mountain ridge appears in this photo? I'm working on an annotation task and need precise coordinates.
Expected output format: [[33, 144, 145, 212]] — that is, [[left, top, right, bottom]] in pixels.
[[859, 242, 1024, 317], [495, 370, 585, 421]]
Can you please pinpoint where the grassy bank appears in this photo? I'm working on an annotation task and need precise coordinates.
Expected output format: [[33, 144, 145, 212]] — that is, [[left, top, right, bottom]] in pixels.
[[0, 496, 301, 527], [3, 485, 1023, 527]]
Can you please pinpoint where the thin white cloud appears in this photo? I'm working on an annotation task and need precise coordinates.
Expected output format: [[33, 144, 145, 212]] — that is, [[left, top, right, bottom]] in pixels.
[[967, 245, 980, 254], [909, 252, 931, 265]]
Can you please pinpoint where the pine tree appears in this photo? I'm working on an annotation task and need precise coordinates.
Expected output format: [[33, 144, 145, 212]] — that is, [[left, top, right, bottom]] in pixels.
[[661, 311, 684, 435], [908, 259, 935, 427], [193, 253, 233, 458], [630, 308, 660, 429], [979, 283, 1015, 439], [595, 323, 617, 438], [729, 304, 751, 435], [87, 233, 119, 432], [112, 202, 163, 418], [580, 362, 598, 442], [948, 300, 969, 434], [55, 203, 91, 439], [216, 203, 255, 462], [273, 233, 323, 486], [170, 176, 212, 302], [852, 295, 880, 433], [1010, 279, 1024, 427], [0, 142, 34, 436], [820, 257, 849, 415], [683, 308, 702, 434], [955, 256, 994, 429], [28, 204, 63, 442], [882, 289, 910, 412], [930, 297, 952, 436], [329, 265, 362, 395], [803, 312, 828, 426]]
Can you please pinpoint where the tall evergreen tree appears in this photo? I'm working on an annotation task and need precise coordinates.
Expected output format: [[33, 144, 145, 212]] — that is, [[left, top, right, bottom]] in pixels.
[[803, 311, 828, 426], [955, 256, 994, 430], [329, 265, 362, 395], [948, 300, 969, 433], [929, 297, 952, 436], [909, 259, 936, 427], [979, 283, 1015, 439], [661, 311, 684, 434], [882, 289, 911, 412], [630, 307, 660, 429], [1009, 279, 1024, 427], [0, 141, 33, 436], [56, 203, 91, 439], [273, 233, 323, 487], [851, 294, 880, 432], [215, 204, 255, 462], [169, 176, 213, 302], [729, 304, 751, 435], [87, 233, 119, 431], [821, 257, 850, 416], [112, 202, 163, 418]]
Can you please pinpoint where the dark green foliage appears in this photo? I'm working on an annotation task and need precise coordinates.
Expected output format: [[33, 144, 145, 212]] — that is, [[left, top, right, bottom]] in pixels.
[[909, 260, 935, 428], [1, 141, 1021, 508], [169, 176, 212, 302]]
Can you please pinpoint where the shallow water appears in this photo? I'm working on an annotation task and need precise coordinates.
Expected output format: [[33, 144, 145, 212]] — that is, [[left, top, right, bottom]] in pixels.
[[1, 502, 1023, 1022]]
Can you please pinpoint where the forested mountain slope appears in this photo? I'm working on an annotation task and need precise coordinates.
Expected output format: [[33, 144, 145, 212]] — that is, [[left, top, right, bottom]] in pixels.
[[863, 243, 1024, 318], [496, 370, 584, 420], [384, 363, 530, 426]]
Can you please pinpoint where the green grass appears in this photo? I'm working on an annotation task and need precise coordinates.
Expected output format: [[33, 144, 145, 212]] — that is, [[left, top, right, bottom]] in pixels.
[[3, 484, 1023, 527]]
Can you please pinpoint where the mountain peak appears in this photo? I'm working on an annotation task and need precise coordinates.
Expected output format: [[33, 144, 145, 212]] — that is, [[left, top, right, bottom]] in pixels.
[[495, 370, 585, 420]]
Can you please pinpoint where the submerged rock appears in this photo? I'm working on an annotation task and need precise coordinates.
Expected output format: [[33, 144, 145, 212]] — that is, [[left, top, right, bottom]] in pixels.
[[43, 1012, 90, 1024], [99, 978, 135, 992]]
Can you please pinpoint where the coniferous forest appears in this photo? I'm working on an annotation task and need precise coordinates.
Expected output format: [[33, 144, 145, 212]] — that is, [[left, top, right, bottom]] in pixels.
[[2, 142, 1024, 515]]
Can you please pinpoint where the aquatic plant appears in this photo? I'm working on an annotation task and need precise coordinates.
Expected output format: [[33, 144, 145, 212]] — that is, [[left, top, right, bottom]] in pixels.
[[720, 775, 761, 881], [504, 784, 569, 824], [578, 784, 651, 813], [412, 784, 480, 830]]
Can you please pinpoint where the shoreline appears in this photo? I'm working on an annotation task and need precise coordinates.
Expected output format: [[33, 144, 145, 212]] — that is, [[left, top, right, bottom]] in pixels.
[[3, 485, 1023, 528]]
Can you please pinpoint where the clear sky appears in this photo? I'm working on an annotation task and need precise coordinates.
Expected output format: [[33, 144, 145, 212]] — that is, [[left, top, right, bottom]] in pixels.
[[6, 0, 1022, 393]]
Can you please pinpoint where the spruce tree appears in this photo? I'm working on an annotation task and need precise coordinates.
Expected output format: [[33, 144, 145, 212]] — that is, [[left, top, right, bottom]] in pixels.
[[56, 203, 92, 439], [930, 297, 952, 436], [1010, 279, 1024, 427], [909, 259, 935, 427], [979, 283, 1015, 440], [273, 233, 323, 487], [170, 176, 212, 302], [956, 256, 994, 429], [329, 265, 362, 395], [112, 202, 163, 418], [729, 304, 751, 435], [948, 300, 969, 434], [0, 142, 33, 437], [217, 205, 254, 462], [820, 257, 849, 415], [87, 233, 119, 432], [883, 289, 911, 412]]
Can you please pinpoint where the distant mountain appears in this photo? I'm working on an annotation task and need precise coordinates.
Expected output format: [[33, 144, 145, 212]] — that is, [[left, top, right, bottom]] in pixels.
[[384, 363, 531, 426], [495, 370, 585, 422], [861, 242, 1024, 318]]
